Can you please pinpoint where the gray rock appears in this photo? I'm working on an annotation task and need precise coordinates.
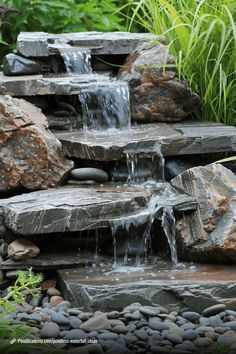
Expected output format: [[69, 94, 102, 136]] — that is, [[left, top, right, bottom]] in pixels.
[[67, 308, 81, 316], [106, 311, 120, 319], [223, 321, 236, 330], [16, 31, 157, 57], [139, 305, 160, 317], [112, 325, 128, 334], [108, 319, 125, 327], [202, 304, 226, 317], [176, 340, 197, 352], [215, 326, 231, 334], [150, 345, 170, 353], [183, 329, 198, 341], [84, 343, 103, 354], [165, 321, 185, 338], [80, 313, 111, 332], [182, 311, 200, 322], [51, 312, 70, 326], [172, 164, 236, 262], [0, 242, 8, 258], [134, 329, 148, 341], [149, 318, 169, 331], [196, 326, 214, 333], [78, 312, 93, 321], [181, 323, 196, 330], [3, 53, 47, 76], [193, 337, 212, 347], [56, 121, 236, 161], [124, 310, 141, 321], [0, 185, 150, 235], [41, 322, 60, 339], [208, 315, 223, 328], [106, 342, 128, 354], [64, 329, 88, 340], [166, 334, 183, 344], [70, 317, 83, 329], [217, 332, 236, 345], [97, 332, 118, 340], [124, 333, 137, 345], [70, 168, 108, 183]]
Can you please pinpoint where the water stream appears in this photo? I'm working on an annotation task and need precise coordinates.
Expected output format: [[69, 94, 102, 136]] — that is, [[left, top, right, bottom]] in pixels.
[[59, 48, 92, 75], [80, 82, 131, 129]]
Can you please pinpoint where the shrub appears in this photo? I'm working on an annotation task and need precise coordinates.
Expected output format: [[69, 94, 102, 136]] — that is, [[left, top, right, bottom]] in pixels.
[[122, 0, 236, 125], [0, 0, 127, 62]]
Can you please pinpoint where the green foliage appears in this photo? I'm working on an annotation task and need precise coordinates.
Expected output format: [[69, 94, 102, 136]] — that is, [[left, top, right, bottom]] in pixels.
[[215, 155, 236, 164], [0, 0, 127, 62], [122, 0, 236, 125], [0, 268, 58, 353], [0, 267, 43, 311], [209, 342, 232, 354]]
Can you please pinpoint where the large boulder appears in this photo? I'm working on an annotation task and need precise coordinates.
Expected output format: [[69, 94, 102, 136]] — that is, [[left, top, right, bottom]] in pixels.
[[171, 163, 236, 262], [118, 42, 200, 123], [0, 95, 73, 192]]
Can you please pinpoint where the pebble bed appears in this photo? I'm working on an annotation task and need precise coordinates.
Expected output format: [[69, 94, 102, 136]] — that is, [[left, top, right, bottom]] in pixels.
[[3, 280, 236, 354]]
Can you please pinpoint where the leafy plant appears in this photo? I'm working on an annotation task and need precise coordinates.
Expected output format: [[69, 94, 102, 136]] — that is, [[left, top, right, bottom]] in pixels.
[[121, 0, 236, 125], [0, 0, 127, 63], [0, 268, 58, 353]]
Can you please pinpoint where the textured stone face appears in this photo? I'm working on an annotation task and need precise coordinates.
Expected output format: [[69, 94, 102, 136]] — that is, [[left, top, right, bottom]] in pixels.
[[118, 43, 201, 123], [0, 95, 73, 192], [171, 163, 236, 261]]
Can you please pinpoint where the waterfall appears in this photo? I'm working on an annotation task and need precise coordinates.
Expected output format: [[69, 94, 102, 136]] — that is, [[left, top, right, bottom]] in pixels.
[[59, 49, 92, 75], [80, 82, 131, 129], [161, 207, 178, 265]]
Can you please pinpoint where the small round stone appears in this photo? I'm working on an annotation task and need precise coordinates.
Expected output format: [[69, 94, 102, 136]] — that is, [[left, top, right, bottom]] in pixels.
[[202, 304, 226, 317], [97, 332, 118, 340], [41, 322, 60, 339], [51, 312, 70, 326], [64, 329, 88, 340], [46, 287, 61, 297], [183, 329, 198, 341], [166, 334, 183, 344], [182, 311, 200, 322], [70, 317, 83, 329], [70, 168, 109, 183], [50, 296, 64, 306], [149, 318, 168, 331]]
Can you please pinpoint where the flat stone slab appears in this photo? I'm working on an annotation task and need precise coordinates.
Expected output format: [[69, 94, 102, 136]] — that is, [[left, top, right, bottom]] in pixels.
[[0, 72, 110, 96], [58, 263, 236, 312], [0, 183, 195, 235], [0, 251, 107, 270], [56, 121, 236, 160], [16, 31, 158, 57]]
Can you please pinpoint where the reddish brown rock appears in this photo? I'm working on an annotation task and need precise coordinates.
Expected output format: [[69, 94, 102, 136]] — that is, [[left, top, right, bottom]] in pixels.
[[41, 278, 57, 290], [171, 163, 236, 262], [0, 95, 73, 192], [118, 43, 200, 123]]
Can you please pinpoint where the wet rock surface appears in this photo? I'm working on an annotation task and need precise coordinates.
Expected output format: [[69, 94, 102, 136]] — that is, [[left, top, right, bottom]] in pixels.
[[4, 278, 236, 354], [0, 95, 73, 192], [16, 31, 157, 57], [171, 163, 236, 261], [56, 121, 236, 161], [0, 183, 195, 235], [3, 53, 48, 76], [118, 43, 200, 123]]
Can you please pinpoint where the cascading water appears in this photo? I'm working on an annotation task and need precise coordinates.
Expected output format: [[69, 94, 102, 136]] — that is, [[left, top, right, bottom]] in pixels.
[[161, 207, 178, 265], [59, 48, 92, 75], [80, 82, 131, 129]]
